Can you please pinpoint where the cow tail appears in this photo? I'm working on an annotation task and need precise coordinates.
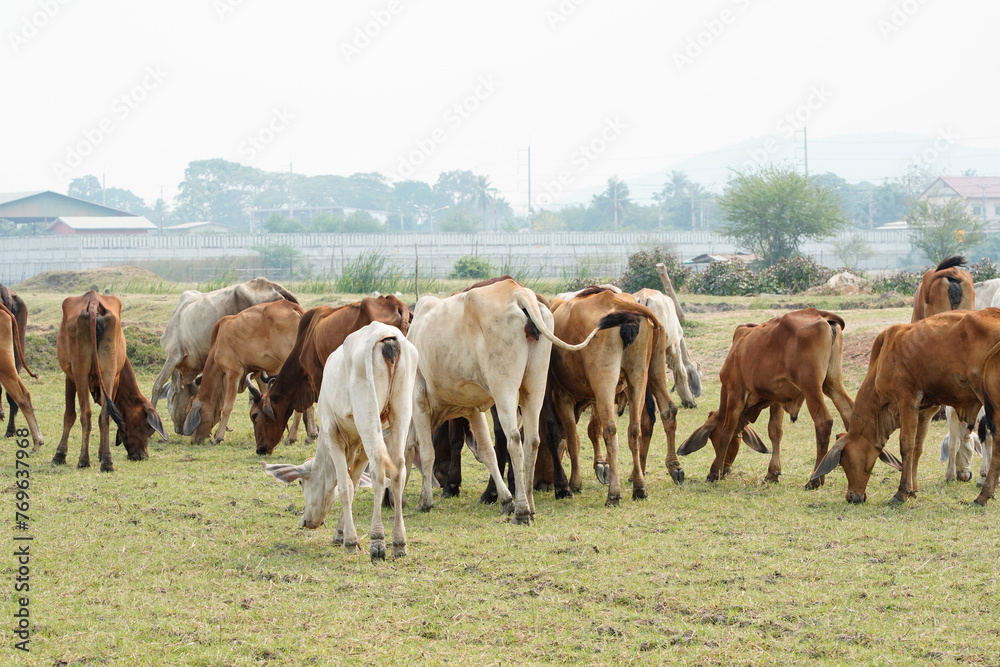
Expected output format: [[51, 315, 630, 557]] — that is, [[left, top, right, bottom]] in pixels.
[[89, 298, 126, 431], [366, 333, 399, 480], [982, 341, 1000, 439], [516, 290, 603, 351]]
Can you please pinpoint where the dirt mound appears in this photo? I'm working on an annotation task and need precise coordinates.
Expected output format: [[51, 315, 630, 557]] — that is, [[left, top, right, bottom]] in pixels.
[[15, 266, 166, 293]]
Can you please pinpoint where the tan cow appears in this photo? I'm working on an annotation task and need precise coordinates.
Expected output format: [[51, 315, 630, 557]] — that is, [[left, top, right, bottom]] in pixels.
[[0, 302, 42, 452], [54, 291, 166, 471], [679, 308, 854, 488], [911, 256, 974, 322], [406, 278, 605, 523], [546, 288, 671, 506], [181, 299, 308, 444], [811, 309, 1000, 504]]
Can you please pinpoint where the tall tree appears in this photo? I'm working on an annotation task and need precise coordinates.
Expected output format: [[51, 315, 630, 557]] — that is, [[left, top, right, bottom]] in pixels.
[[718, 164, 846, 266], [907, 197, 987, 264]]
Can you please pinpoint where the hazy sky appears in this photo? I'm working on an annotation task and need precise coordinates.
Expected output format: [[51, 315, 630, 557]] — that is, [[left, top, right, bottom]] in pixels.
[[4, 0, 999, 212]]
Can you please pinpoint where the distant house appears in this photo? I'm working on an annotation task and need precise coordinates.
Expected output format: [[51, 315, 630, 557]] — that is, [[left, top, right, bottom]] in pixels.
[[0, 191, 136, 228], [686, 252, 756, 273], [48, 216, 157, 235], [164, 221, 237, 235], [920, 176, 1000, 225]]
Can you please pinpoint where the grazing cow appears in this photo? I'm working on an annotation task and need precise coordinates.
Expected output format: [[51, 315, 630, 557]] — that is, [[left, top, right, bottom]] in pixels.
[[407, 278, 605, 523], [911, 256, 974, 322], [911, 257, 978, 482], [678, 308, 854, 488], [633, 288, 701, 407], [151, 278, 299, 435], [811, 309, 1000, 504], [0, 303, 42, 452], [181, 299, 308, 444], [250, 295, 409, 455], [53, 291, 166, 471], [0, 284, 29, 437], [545, 288, 672, 506], [264, 322, 418, 560]]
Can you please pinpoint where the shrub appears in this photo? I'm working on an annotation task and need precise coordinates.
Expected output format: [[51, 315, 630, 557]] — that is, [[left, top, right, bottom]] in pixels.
[[689, 258, 757, 296], [756, 256, 831, 294], [619, 247, 690, 293], [336, 251, 403, 293], [449, 255, 493, 280], [869, 270, 920, 295], [970, 258, 1000, 282]]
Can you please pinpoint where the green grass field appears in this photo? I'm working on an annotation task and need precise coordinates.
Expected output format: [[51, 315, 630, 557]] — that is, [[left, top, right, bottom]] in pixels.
[[2, 276, 999, 666]]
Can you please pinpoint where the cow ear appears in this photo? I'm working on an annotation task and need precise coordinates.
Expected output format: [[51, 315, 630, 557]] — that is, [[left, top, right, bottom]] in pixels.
[[812, 437, 847, 480], [678, 420, 714, 456], [147, 406, 167, 439], [741, 425, 770, 454], [263, 398, 275, 420], [878, 448, 903, 471], [182, 402, 201, 436], [262, 460, 310, 484], [156, 381, 172, 402]]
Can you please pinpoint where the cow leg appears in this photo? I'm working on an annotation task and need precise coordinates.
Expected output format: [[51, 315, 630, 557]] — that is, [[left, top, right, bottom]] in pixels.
[[287, 410, 302, 444], [554, 391, 585, 493], [409, 393, 436, 512], [97, 401, 114, 472], [443, 419, 466, 498], [479, 409, 506, 505], [212, 372, 241, 445], [765, 404, 784, 483], [1, 374, 42, 453], [304, 406, 318, 443], [891, 403, 921, 504], [330, 436, 359, 554], [979, 432, 993, 487], [803, 391, 835, 490], [5, 391, 19, 438], [518, 386, 545, 519], [973, 429, 1000, 506], [53, 378, 77, 465], [367, 444, 389, 562], [468, 410, 518, 519], [386, 403, 409, 558], [585, 407, 610, 486], [76, 382, 94, 469], [495, 397, 531, 525], [944, 409, 967, 482], [953, 417, 975, 482], [633, 392, 655, 480], [544, 394, 573, 499], [710, 402, 744, 481], [647, 380, 682, 485]]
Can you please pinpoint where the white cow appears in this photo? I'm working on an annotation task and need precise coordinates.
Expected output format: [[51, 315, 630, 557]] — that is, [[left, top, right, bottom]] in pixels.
[[263, 322, 417, 562], [406, 278, 604, 524], [974, 278, 1000, 310], [633, 288, 701, 406], [940, 406, 992, 486]]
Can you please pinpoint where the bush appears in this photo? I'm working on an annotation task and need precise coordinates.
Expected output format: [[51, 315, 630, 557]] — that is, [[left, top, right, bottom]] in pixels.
[[970, 258, 1000, 282], [869, 270, 920, 295], [449, 255, 493, 280], [756, 256, 831, 294], [689, 258, 757, 296], [619, 247, 690, 293], [336, 251, 403, 293]]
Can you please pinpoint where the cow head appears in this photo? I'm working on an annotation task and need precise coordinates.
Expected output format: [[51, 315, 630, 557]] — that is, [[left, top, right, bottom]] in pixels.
[[262, 456, 337, 529], [116, 398, 167, 461], [248, 373, 290, 455], [182, 376, 219, 443], [811, 433, 903, 503], [161, 376, 198, 436]]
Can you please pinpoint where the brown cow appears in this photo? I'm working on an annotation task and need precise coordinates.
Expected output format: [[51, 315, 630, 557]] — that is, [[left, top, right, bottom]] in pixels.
[[0, 284, 29, 437], [0, 302, 42, 452], [811, 309, 1000, 504], [678, 308, 854, 488], [546, 288, 668, 506], [182, 299, 307, 444], [249, 295, 409, 455], [53, 291, 166, 471], [911, 255, 974, 322]]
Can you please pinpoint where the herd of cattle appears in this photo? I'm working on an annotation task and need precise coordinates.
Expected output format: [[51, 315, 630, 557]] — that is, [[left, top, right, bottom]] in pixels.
[[2, 257, 999, 561]]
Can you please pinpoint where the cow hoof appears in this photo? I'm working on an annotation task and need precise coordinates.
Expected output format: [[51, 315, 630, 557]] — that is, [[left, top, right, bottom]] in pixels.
[[972, 495, 991, 507], [977, 478, 985, 488], [554, 486, 573, 500], [332, 531, 344, 547], [594, 461, 610, 485], [513, 510, 531, 525], [477, 491, 498, 505], [632, 486, 648, 500], [765, 472, 781, 484], [441, 484, 460, 499], [804, 478, 822, 491], [887, 494, 905, 506], [605, 495, 621, 508], [418, 500, 434, 513], [100, 462, 114, 473], [344, 541, 359, 555], [392, 541, 407, 558], [682, 399, 697, 409], [534, 481, 554, 492], [957, 471, 973, 482], [669, 468, 685, 485], [77, 458, 90, 469], [285, 437, 297, 445], [500, 497, 515, 515], [51, 452, 66, 466], [370, 541, 387, 562]]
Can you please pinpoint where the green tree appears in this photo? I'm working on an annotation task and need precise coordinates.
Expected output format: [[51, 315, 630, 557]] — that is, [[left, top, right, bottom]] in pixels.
[[906, 197, 987, 264], [439, 207, 482, 232], [833, 233, 876, 268], [718, 164, 846, 266], [263, 213, 304, 233]]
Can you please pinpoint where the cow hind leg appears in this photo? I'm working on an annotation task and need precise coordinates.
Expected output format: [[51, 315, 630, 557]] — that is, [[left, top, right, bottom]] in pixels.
[[979, 433, 993, 487], [469, 410, 519, 520], [478, 409, 508, 505], [765, 405, 784, 483], [76, 385, 93, 469], [586, 408, 610, 486], [803, 393, 835, 491], [5, 391, 19, 438], [331, 443, 359, 554], [2, 376, 42, 453]]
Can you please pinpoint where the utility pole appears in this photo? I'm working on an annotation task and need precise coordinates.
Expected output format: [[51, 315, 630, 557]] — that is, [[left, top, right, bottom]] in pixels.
[[804, 126, 809, 177], [526, 145, 532, 228], [613, 180, 619, 231]]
